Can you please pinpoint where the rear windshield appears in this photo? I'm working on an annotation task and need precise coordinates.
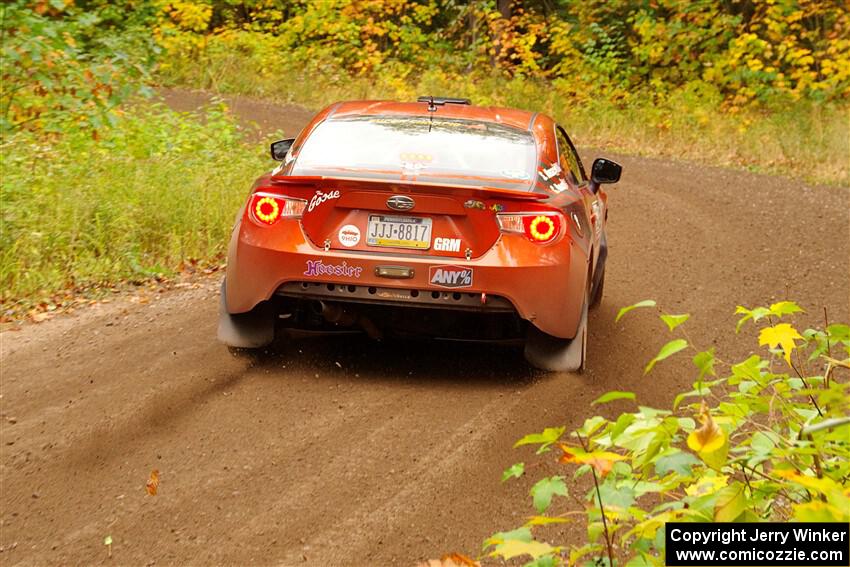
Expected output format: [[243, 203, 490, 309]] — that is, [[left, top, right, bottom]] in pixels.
[[291, 115, 536, 190]]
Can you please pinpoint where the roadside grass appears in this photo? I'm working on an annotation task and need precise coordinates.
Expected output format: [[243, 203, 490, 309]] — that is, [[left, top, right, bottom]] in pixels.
[[159, 49, 849, 187], [0, 103, 265, 312], [2, 50, 846, 317]]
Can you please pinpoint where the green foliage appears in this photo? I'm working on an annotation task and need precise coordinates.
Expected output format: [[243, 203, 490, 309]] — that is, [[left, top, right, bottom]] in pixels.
[[692, 349, 717, 381], [501, 462, 525, 482], [484, 526, 558, 563], [644, 338, 688, 374], [735, 300, 805, 331], [615, 300, 656, 322], [659, 313, 689, 332], [514, 426, 565, 453], [591, 391, 636, 406], [1, 0, 156, 134], [4, 1, 848, 187], [153, 0, 850, 105], [0, 103, 265, 306], [152, 2, 849, 185], [530, 476, 568, 514], [488, 301, 850, 566]]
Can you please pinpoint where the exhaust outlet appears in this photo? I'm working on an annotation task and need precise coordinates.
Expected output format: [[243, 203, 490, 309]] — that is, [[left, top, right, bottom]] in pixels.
[[315, 301, 382, 340], [316, 301, 357, 326]]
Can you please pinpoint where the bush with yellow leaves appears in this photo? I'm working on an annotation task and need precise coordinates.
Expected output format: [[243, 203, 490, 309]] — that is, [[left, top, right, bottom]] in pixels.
[[1, 0, 154, 134], [486, 300, 849, 566], [151, 0, 850, 106]]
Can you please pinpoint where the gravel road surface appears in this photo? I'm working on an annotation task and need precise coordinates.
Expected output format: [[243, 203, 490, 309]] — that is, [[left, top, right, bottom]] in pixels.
[[1, 89, 847, 566]]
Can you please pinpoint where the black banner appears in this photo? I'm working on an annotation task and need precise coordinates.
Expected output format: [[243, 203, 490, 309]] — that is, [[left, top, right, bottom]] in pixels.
[[665, 522, 850, 566]]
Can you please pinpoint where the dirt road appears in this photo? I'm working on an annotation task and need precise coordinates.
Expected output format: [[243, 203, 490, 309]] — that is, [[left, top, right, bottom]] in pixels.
[[1, 91, 848, 566]]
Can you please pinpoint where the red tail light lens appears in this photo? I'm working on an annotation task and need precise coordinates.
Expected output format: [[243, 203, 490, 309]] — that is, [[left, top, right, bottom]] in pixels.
[[497, 213, 562, 244], [526, 215, 559, 242], [249, 193, 306, 226], [254, 196, 280, 224]]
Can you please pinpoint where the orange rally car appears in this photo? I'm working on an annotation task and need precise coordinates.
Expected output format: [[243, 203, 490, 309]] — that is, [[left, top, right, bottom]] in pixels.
[[218, 96, 621, 371]]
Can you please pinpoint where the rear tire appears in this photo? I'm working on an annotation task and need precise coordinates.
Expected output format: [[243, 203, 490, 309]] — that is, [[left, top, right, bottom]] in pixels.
[[217, 280, 275, 348], [589, 269, 605, 309], [523, 298, 587, 373]]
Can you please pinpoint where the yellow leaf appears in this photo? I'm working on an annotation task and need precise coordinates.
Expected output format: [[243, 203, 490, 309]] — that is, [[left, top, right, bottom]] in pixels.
[[429, 553, 479, 567], [687, 404, 726, 453], [525, 515, 570, 526], [758, 323, 803, 364], [626, 509, 687, 540], [146, 469, 159, 496], [491, 539, 554, 560], [793, 501, 850, 522], [776, 470, 848, 506], [685, 473, 729, 497], [714, 483, 747, 522], [558, 444, 625, 476]]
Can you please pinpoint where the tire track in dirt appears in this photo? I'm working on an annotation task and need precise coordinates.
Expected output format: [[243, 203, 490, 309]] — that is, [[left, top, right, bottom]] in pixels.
[[1, 90, 847, 566]]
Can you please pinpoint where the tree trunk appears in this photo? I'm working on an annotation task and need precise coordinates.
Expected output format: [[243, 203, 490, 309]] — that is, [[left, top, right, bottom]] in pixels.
[[493, 0, 511, 69]]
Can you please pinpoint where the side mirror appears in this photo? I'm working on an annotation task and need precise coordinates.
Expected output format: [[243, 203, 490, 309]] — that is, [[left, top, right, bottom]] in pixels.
[[270, 138, 295, 161], [591, 158, 622, 184]]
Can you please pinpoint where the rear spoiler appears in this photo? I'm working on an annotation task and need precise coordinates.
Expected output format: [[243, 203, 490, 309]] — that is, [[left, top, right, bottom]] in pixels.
[[269, 175, 548, 201]]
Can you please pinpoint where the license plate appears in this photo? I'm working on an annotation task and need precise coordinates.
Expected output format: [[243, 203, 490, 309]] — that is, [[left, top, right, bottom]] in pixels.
[[367, 215, 432, 249]]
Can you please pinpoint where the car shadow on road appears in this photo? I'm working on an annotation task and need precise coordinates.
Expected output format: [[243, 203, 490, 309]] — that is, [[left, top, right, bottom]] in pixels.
[[238, 304, 626, 389], [242, 333, 541, 387]]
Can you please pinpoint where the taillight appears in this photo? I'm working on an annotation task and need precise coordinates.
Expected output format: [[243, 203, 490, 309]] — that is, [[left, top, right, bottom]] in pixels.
[[497, 212, 562, 244], [249, 193, 306, 226]]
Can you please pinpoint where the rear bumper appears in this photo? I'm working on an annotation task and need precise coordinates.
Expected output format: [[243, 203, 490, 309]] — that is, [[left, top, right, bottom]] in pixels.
[[225, 220, 589, 339], [275, 280, 517, 312]]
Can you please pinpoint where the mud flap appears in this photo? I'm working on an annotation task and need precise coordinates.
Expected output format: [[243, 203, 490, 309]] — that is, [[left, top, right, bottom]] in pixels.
[[217, 280, 275, 348], [523, 299, 587, 373]]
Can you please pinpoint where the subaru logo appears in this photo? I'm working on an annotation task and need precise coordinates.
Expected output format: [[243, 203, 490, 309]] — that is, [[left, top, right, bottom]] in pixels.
[[387, 195, 415, 211]]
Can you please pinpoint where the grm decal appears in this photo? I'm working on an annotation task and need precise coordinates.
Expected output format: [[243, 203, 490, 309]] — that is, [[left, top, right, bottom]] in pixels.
[[433, 237, 462, 252]]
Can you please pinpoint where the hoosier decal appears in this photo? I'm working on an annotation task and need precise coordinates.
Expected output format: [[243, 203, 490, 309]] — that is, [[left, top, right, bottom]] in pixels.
[[304, 260, 363, 278], [429, 265, 473, 288]]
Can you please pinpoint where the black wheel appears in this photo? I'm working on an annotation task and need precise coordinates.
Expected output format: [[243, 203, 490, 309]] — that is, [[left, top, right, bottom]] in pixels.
[[589, 268, 605, 309]]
